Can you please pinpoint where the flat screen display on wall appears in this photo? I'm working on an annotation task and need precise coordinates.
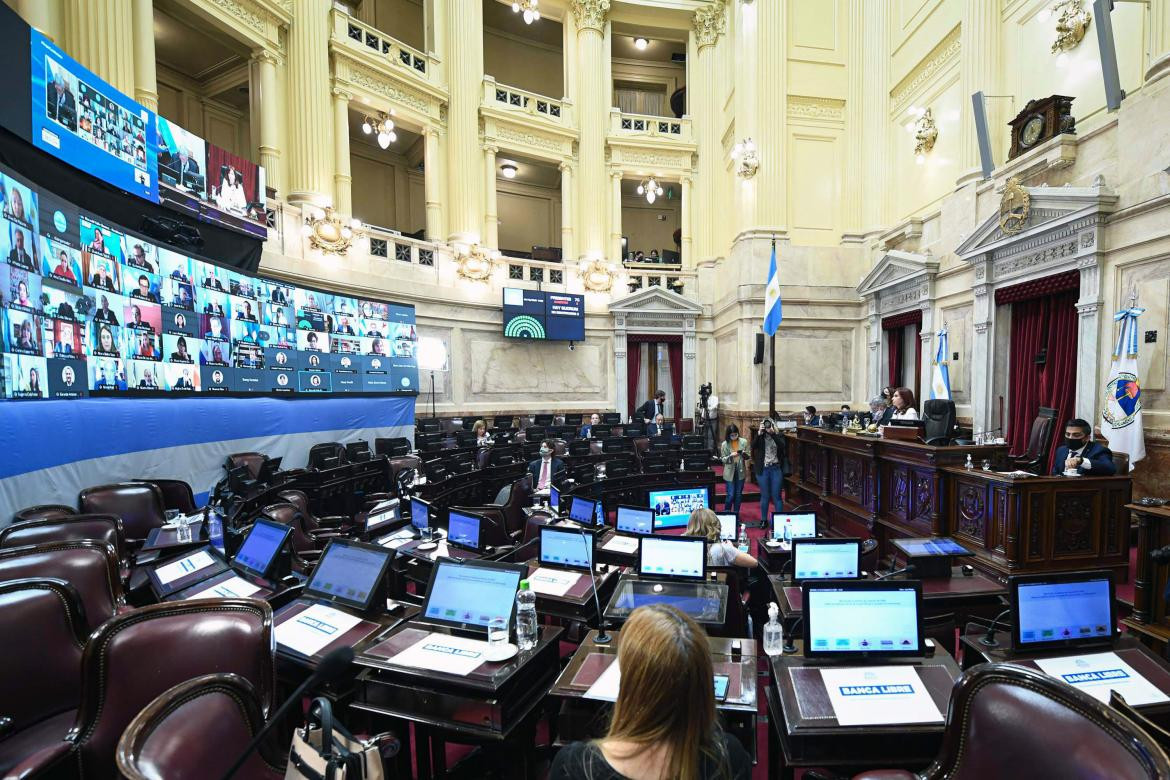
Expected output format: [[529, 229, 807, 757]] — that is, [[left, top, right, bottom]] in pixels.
[[502, 287, 585, 342], [0, 160, 418, 399]]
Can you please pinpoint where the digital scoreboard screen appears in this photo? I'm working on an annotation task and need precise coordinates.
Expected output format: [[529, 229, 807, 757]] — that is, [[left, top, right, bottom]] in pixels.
[[502, 287, 584, 342]]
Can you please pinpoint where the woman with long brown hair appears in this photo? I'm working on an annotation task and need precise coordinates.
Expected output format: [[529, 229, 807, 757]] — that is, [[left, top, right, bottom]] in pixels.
[[549, 604, 750, 780], [890, 386, 919, 421]]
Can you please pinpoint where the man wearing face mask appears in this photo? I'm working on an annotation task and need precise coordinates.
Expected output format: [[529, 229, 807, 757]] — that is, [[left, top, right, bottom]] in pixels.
[[528, 438, 566, 492], [1051, 418, 1117, 476]]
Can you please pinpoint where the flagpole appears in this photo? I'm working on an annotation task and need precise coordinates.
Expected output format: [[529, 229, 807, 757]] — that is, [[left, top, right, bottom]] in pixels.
[[769, 235, 777, 417]]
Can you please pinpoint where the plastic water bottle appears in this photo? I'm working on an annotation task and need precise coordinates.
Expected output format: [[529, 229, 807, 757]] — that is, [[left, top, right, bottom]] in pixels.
[[965, 454, 974, 471], [737, 526, 749, 554], [515, 580, 538, 651], [207, 508, 225, 554], [763, 603, 784, 656]]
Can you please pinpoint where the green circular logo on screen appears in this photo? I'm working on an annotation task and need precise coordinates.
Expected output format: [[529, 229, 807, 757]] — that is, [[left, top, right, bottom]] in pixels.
[[505, 315, 545, 339], [53, 211, 67, 232]]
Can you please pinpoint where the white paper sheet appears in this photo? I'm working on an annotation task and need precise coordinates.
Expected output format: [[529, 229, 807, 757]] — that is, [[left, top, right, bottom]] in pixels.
[[155, 551, 216, 585], [602, 535, 639, 554], [429, 541, 451, 560], [185, 575, 261, 600], [1035, 652, 1170, 706], [388, 632, 491, 676], [378, 529, 415, 550], [819, 666, 943, 726], [528, 567, 583, 597], [583, 659, 621, 702], [275, 604, 363, 656]]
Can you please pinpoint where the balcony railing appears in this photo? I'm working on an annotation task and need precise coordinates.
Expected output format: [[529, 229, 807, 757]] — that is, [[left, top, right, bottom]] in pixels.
[[609, 109, 693, 142], [483, 77, 570, 125], [335, 11, 434, 80]]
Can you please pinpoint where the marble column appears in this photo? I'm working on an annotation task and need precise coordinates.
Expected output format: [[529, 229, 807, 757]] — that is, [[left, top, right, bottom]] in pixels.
[[690, 1, 726, 264], [680, 175, 693, 264], [251, 50, 283, 196], [559, 162, 574, 262], [570, 0, 611, 259], [483, 145, 498, 249], [841, 0, 865, 239], [64, 0, 134, 96], [971, 259, 994, 432], [958, 0, 1001, 186], [444, 0, 484, 243], [610, 168, 623, 262], [750, 0, 784, 232], [861, 0, 891, 233], [1075, 258, 1104, 423], [14, 0, 61, 41], [423, 128, 443, 241], [131, 0, 157, 111], [1149, 0, 1170, 84], [331, 87, 352, 216], [286, 0, 334, 207]]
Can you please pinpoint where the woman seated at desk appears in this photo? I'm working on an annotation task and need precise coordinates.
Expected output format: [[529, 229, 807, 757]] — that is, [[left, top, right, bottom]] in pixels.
[[472, 418, 490, 446], [549, 604, 751, 780], [686, 508, 757, 569], [889, 386, 919, 422]]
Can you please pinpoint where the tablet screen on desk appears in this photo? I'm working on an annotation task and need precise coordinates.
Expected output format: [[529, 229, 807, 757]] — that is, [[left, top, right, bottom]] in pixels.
[[233, 518, 291, 578], [447, 510, 482, 550], [792, 538, 861, 582], [539, 525, 595, 571], [1011, 570, 1114, 651], [569, 496, 597, 526], [892, 537, 971, 557], [773, 512, 816, 541], [716, 513, 738, 541], [616, 505, 654, 535], [550, 485, 560, 513], [421, 559, 525, 633], [713, 674, 730, 701], [803, 581, 924, 657], [410, 497, 430, 531], [638, 535, 706, 581], [304, 539, 392, 612], [649, 487, 709, 529]]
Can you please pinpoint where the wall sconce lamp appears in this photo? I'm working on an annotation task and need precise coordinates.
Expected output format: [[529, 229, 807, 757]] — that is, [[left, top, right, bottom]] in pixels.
[[453, 242, 500, 281], [301, 207, 363, 254], [730, 138, 759, 178], [913, 108, 938, 164]]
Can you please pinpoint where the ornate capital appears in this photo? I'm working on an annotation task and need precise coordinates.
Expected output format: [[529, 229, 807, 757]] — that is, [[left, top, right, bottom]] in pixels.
[[693, 0, 726, 49], [483, 144, 498, 155], [331, 87, 353, 102], [570, 0, 611, 33], [559, 161, 574, 173], [251, 48, 280, 67]]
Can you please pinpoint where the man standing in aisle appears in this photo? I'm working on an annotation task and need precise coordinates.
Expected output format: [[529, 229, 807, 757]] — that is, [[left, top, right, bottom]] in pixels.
[[637, 389, 667, 425]]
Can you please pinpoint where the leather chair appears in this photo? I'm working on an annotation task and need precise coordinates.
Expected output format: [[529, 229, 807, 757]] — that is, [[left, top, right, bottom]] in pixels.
[[1113, 451, 1131, 475], [11, 504, 76, 525], [589, 440, 605, 456], [116, 673, 284, 780], [260, 503, 340, 570], [225, 452, 267, 481], [486, 476, 533, 538], [1010, 406, 1058, 475], [552, 438, 568, 458], [0, 578, 88, 778], [0, 514, 128, 566], [375, 437, 413, 457], [0, 540, 126, 633], [307, 441, 347, 470], [136, 479, 198, 515], [78, 482, 166, 549], [922, 612, 957, 658], [852, 663, 1170, 780], [277, 489, 351, 531], [1111, 691, 1170, 754], [568, 440, 591, 456], [922, 399, 957, 446]]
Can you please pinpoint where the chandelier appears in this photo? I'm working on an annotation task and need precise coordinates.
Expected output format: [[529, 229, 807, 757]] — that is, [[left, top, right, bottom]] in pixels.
[[511, 0, 540, 24], [361, 111, 397, 149], [636, 177, 665, 204]]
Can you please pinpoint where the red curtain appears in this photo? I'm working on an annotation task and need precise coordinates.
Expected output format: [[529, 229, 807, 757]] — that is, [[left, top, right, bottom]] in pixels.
[[667, 341, 683, 421], [887, 328, 903, 388], [627, 341, 642, 420], [206, 145, 261, 206], [1007, 288, 1079, 470]]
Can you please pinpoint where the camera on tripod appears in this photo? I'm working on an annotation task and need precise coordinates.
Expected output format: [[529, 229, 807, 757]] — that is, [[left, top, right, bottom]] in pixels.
[[699, 382, 712, 408]]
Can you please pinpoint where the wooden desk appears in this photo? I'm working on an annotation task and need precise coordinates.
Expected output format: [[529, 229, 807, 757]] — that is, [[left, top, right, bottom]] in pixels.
[[523, 559, 620, 627], [767, 643, 961, 778], [352, 623, 563, 780], [140, 522, 205, 554], [756, 538, 791, 574], [549, 630, 758, 761], [389, 539, 483, 595], [958, 634, 1170, 723], [1123, 503, 1170, 655]]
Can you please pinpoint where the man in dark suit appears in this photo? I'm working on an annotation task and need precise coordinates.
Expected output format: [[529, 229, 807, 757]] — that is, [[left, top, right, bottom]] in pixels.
[[527, 438, 565, 492], [580, 412, 600, 438], [1051, 418, 1117, 476], [637, 390, 667, 425], [46, 78, 77, 130], [7, 229, 34, 270]]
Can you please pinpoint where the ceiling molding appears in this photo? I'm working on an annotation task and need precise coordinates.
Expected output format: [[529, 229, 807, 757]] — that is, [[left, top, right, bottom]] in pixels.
[[889, 25, 961, 114]]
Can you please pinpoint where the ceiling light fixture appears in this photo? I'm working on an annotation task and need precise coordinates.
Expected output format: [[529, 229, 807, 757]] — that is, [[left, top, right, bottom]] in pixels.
[[636, 176, 665, 204], [361, 110, 397, 150], [634, 37, 649, 50], [500, 162, 518, 179], [511, 0, 540, 24]]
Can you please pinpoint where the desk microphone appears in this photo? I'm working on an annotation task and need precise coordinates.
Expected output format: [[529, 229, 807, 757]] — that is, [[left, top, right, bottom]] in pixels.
[[222, 646, 355, 780], [979, 608, 1012, 648], [782, 617, 801, 654], [576, 524, 611, 645], [875, 564, 916, 580]]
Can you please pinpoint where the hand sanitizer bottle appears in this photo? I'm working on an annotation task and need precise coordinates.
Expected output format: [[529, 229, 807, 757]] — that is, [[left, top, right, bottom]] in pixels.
[[763, 603, 783, 656]]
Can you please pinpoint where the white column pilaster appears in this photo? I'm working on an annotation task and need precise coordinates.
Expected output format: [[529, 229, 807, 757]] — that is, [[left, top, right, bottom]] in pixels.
[[1149, 0, 1170, 84], [958, 0, 1001, 186], [64, 0, 133, 95], [331, 87, 352, 217], [444, 0, 484, 242], [286, 0, 334, 207], [971, 259, 994, 432], [842, 0, 865, 239], [251, 51, 283, 195], [484, 145, 498, 249], [130, 0, 156, 110], [559, 162, 574, 262], [14, 0, 61, 41], [571, 0, 611, 260], [861, 0, 891, 233], [610, 168, 623, 262], [690, 2, 726, 264], [424, 128, 443, 241], [680, 175, 693, 265]]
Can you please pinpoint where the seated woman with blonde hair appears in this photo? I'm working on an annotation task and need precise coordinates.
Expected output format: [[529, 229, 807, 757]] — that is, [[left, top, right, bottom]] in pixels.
[[685, 508, 758, 568], [549, 604, 751, 780]]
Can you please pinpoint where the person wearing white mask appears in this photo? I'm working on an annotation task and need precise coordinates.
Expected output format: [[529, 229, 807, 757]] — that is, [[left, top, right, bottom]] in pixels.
[[527, 438, 565, 491]]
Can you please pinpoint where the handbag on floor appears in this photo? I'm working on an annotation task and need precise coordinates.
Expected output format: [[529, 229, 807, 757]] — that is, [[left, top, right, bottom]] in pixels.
[[285, 697, 398, 780]]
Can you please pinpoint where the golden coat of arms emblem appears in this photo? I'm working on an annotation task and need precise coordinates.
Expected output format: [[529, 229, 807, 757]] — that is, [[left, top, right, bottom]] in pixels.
[[999, 177, 1030, 235]]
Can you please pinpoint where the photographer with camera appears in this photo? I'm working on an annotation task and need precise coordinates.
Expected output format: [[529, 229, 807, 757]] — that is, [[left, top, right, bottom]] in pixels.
[[697, 382, 718, 450], [750, 417, 789, 528]]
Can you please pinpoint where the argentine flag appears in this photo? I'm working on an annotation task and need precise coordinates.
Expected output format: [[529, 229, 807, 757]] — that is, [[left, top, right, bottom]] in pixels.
[[764, 243, 782, 336], [1101, 306, 1145, 471], [930, 326, 951, 400]]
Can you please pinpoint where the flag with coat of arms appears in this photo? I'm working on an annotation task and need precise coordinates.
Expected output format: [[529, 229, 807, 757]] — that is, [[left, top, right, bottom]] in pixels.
[[930, 325, 951, 400], [764, 240, 782, 336], [1101, 304, 1145, 471]]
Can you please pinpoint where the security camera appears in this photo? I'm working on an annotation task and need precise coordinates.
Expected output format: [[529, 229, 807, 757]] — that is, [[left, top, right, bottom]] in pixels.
[[568, 341, 575, 351]]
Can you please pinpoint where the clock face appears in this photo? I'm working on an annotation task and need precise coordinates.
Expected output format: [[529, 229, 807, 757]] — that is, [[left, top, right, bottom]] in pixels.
[[1020, 115, 1045, 148]]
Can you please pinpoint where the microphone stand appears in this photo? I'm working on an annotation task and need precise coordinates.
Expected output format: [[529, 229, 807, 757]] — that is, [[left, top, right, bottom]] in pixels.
[[875, 564, 917, 581], [577, 524, 611, 645], [979, 608, 1012, 648], [782, 617, 802, 654]]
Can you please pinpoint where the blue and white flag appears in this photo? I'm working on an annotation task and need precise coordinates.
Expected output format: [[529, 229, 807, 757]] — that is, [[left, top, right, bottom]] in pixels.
[[763, 242, 782, 336], [930, 326, 951, 400], [1101, 306, 1145, 471]]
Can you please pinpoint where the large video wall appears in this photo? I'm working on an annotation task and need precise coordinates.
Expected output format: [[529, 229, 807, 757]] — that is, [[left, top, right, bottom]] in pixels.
[[0, 161, 418, 399]]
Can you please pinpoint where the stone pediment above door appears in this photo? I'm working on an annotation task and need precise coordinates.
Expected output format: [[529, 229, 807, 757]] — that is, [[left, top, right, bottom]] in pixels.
[[610, 286, 703, 330], [856, 249, 938, 299]]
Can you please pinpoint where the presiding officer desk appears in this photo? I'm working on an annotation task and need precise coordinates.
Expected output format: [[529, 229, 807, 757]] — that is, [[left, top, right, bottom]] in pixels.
[[784, 427, 1132, 581]]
